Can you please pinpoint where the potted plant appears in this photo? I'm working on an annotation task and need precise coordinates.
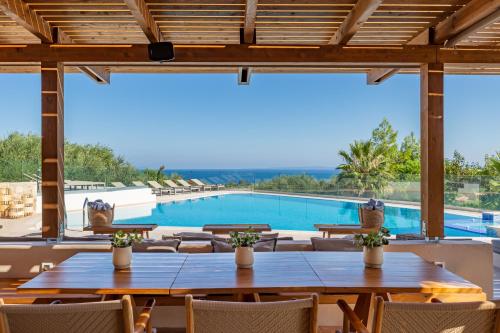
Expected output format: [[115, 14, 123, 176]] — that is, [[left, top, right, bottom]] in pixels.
[[111, 230, 142, 270], [229, 229, 260, 269], [354, 227, 390, 268]]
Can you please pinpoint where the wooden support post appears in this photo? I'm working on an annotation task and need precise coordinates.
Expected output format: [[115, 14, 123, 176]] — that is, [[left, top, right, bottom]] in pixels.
[[420, 63, 444, 238], [41, 62, 65, 239]]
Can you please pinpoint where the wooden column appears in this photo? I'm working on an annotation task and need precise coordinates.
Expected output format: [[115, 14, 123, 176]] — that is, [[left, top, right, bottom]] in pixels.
[[420, 63, 444, 238], [41, 62, 64, 239]]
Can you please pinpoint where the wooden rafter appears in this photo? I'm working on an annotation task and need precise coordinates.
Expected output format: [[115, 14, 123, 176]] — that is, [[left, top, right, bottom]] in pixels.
[[367, 0, 500, 84], [0, 1, 110, 84], [243, 0, 258, 44], [123, 0, 161, 43], [434, 0, 500, 46], [328, 0, 383, 45], [0, 0, 52, 43], [366, 29, 430, 85], [78, 66, 111, 84], [0, 44, 499, 65]]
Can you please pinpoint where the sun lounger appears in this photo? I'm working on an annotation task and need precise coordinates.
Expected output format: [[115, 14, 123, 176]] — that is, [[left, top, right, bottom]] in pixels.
[[132, 181, 146, 187], [177, 179, 201, 192], [147, 180, 172, 196], [192, 178, 224, 190], [190, 178, 216, 191], [65, 180, 106, 191], [83, 223, 158, 238], [111, 182, 126, 188], [164, 179, 189, 194]]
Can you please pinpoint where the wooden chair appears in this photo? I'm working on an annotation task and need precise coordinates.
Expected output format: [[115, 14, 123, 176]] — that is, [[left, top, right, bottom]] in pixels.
[[0, 295, 155, 333], [337, 297, 499, 333], [185, 294, 318, 333]]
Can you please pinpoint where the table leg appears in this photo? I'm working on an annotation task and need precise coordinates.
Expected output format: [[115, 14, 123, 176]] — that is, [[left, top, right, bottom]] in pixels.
[[350, 292, 374, 332]]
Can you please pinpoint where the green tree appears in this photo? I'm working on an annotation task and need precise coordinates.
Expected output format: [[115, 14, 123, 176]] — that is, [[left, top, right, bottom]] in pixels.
[[371, 118, 399, 163], [336, 140, 392, 196], [393, 132, 420, 177]]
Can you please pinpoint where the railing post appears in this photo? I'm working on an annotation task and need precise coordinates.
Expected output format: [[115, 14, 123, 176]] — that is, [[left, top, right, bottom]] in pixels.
[[420, 63, 444, 238]]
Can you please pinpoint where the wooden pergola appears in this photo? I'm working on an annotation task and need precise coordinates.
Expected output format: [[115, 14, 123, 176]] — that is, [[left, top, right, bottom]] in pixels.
[[0, 0, 498, 239]]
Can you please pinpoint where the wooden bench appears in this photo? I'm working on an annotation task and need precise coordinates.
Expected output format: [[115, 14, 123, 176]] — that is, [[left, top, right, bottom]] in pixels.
[[314, 224, 379, 238], [202, 224, 272, 235], [83, 224, 158, 238]]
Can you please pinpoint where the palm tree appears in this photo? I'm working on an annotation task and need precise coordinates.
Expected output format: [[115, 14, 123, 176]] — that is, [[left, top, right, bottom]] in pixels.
[[336, 140, 392, 196]]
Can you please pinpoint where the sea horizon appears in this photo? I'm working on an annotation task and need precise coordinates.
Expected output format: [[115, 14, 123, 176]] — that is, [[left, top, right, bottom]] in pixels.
[[161, 168, 339, 184]]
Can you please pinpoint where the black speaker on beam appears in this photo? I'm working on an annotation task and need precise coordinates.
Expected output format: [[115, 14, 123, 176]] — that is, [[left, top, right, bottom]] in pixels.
[[148, 42, 175, 62]]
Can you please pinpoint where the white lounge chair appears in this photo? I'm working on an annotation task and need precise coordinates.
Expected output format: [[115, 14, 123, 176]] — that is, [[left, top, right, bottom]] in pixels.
[[132, 181, 146, 187], [147, 180, 172, 196], [192, 179, 226, 190], [191, 178, 215, 191], [177, 179, 201, 192], [164, 179, 189, 194], [111, 182, 126, 188]]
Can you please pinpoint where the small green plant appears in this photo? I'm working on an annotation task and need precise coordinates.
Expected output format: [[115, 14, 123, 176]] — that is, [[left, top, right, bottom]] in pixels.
[[111, 230, 143, 248], [229, 228, 260, 248], [354, 227, 390, 248]]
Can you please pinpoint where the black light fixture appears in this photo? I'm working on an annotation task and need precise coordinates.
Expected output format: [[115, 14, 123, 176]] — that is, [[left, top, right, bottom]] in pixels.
[[238, 67, 251, 85], [148, 42, 175, 62]]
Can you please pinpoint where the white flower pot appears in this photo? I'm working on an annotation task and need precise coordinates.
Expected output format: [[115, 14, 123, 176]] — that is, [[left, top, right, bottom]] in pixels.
[[363, 246, 384, 268], [235, 247, 254, 269], [113, 246, 132, 270]]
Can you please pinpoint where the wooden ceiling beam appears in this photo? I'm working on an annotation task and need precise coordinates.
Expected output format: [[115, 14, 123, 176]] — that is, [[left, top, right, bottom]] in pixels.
[[0, 1, 109, 84], [366, 68, 398, 85], [78, 65, 111, 84], [328, 0, 383, 45], [366, 28, 430, 85], [123, 0, 161, 43], [0, 0, 52, 42], [243, 0, 257, 44], [0, 44, 499, 65], [434, 0, 500, 46], [52, 27, 111, 84]]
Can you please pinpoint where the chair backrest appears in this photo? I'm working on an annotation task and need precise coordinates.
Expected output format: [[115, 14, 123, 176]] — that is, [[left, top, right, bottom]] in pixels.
[[177, 179, 191, 187], [132, 181, 146, 187], [147, 180, 163, 189], [186, 294, 318, 333], [165, 180, 180, 188], [374, 297, 499, 333], [111, 182, 126, 188], [191, 179, 204, 186], [0, 296, 134, 333]]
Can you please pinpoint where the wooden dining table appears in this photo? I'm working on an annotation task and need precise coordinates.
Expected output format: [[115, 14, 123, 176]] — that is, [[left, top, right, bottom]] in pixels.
[[17, 251, 485, 327]]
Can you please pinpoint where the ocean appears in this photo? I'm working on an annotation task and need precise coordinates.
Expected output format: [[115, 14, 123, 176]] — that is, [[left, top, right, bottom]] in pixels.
[[164, 169, 337, 184]]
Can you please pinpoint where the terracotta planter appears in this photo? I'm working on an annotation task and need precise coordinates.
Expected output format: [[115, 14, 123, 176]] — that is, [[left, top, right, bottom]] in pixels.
[[235, 247, 254, 269], [113, 246, 132, 270], [363, 246, 384, 268]]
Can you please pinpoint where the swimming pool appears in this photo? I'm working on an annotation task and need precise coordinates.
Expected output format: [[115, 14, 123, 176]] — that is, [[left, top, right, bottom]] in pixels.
[[69, 193, 488, 237]]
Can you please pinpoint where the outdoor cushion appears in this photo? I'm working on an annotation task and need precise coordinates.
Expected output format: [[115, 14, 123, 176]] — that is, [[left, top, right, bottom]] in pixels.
[[132, 239, 179, 252], [276, 240, 313, 252], [178, 241, 213, 253], [492, 239, 500, 254], [172, 232, 215, 241], [310, 237, 360, 252], [211, 239, 277, 252]]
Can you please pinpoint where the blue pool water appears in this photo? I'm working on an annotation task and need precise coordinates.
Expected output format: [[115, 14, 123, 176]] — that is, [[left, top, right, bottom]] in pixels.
[[102, 194, 485, 237]]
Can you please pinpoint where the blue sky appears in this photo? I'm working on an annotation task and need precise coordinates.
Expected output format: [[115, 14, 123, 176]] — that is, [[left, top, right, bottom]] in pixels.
[[0, 73, 498, 169]]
